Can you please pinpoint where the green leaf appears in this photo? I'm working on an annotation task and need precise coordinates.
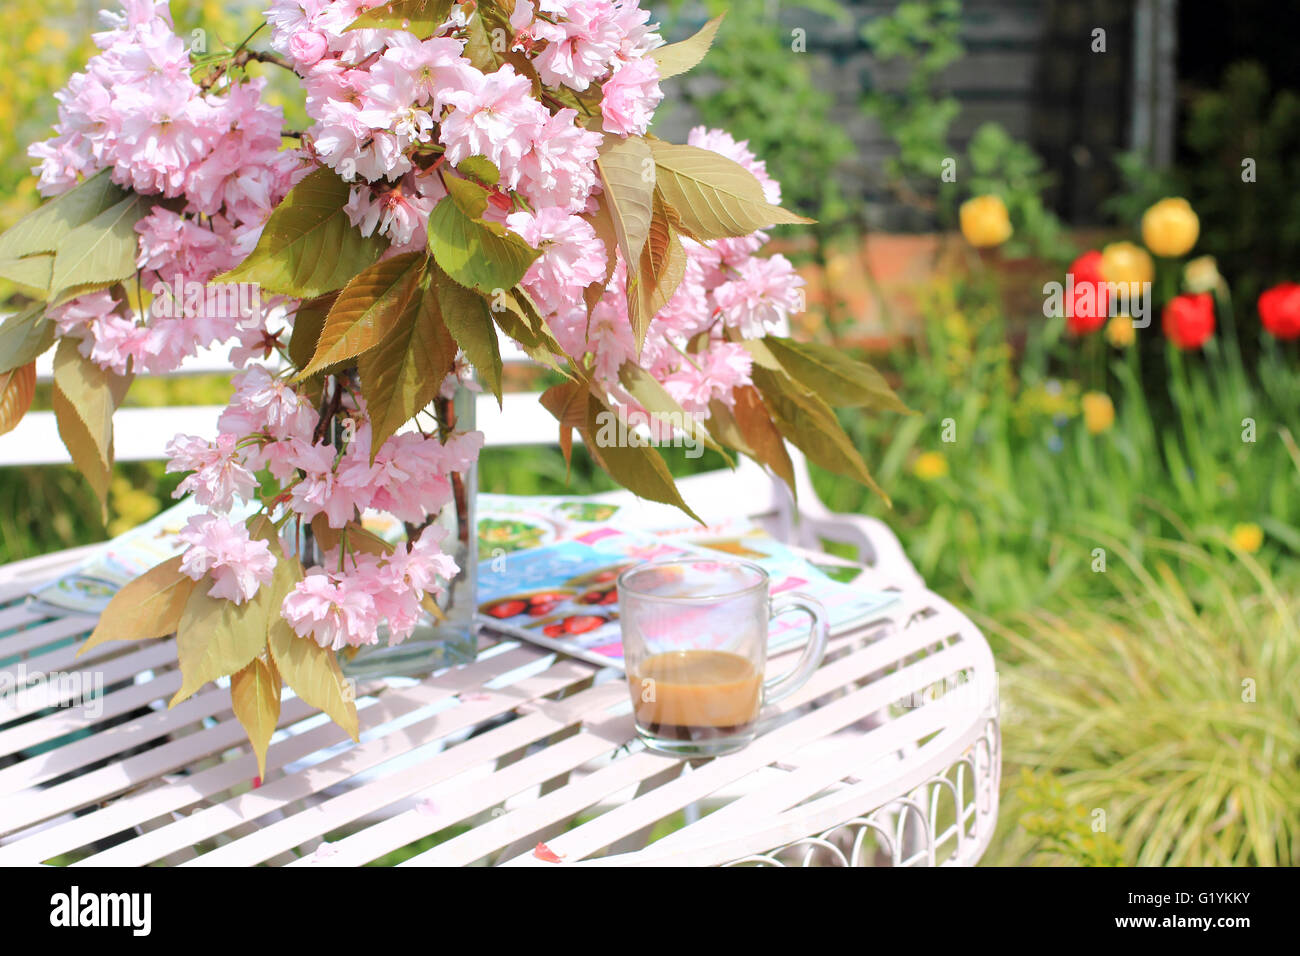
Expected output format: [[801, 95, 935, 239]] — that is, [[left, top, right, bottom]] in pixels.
[[650, 140, 813, 240], [595, 135, 655, 273], [170, 585, 274, 708], [287, 293, 337, 370], [298, 252, 424, 377], [0, 302, 55, 373], [617, 361, 729, 462], [345, 0, 454, 35], [78, 554, 196, 657], [582, 391, 702, 523], [490, 287, 567, 372], [760, 336, 912, 412], [652, 13, 726, 79], [220, 167, 388, 298], [0, 170, 127, 260], [0, 254, 53, 297], [231, 656, 282, 779], [52, 337, 120, 515], [49, 192, 151, 299], [358, 264, 459, 455], [432, 262, 503, 401], [457, 155, 500, 187], [268, 591, 359, 742], [427, 193, 540, 295], [753, 367, 886, 503]]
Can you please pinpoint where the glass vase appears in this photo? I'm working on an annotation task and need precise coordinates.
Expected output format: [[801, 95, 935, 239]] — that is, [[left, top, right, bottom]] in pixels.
[[341, 384, 479, 679]]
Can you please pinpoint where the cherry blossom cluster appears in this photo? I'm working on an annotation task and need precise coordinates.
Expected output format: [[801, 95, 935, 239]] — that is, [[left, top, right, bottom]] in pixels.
[[166, 364, 482, 647], [526, 127, 806, 416], [267, 0, 662, 249], [31, 0, 302, 375]]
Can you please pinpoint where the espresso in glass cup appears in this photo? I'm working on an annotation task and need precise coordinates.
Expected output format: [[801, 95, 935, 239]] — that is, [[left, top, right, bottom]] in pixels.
[[618, 559, 830, 758]]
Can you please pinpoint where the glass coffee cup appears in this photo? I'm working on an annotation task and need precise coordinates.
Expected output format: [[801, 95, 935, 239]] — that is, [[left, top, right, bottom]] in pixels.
[[617, 558, 830, 758]]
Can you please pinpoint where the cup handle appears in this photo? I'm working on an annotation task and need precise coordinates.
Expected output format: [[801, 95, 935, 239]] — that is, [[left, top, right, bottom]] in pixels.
[[763, 591, 830, 707]]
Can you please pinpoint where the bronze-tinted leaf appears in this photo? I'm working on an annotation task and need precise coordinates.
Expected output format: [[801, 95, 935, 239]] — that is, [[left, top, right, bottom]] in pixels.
[[344, 0, 454, 35], [729, 386, 796, 496], [78, 554, 195, 657], [231, 656, 282, 779], [540, 379, 589, 467], [288, 293, 338, 371], [299, 252, 424, 377], [0, 361, 36, 437]]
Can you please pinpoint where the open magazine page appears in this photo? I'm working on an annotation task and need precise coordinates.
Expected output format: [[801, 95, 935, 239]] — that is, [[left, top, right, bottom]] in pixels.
[[475, 495, 900, 670]]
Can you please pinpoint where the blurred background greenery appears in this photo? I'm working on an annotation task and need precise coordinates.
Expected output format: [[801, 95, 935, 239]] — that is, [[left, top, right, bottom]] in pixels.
[[2, 0, 1297, 866]]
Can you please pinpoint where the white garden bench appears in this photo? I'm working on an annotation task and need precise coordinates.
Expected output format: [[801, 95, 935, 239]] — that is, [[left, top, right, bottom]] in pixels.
[[0, 335, 999, 866]]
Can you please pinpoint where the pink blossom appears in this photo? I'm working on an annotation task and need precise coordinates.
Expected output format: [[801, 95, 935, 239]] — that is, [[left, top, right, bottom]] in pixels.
[[166, 433, 259, 511], [177, 514, 275, 604], [600, 57, 661, 137]]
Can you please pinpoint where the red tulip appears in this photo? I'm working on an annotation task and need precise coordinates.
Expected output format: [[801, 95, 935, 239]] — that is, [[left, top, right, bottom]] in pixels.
[[1066, 251, 1109, 335], [1163, 293, 1215, 349], [1258, 282, 1300, 340]]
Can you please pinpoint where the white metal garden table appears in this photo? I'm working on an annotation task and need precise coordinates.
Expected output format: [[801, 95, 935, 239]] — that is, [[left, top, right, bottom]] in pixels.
[[0, 539, 999, 867]]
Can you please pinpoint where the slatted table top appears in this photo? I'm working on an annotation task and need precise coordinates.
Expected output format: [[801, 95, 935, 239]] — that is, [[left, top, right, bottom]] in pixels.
[[0, 550, 1000, 867]]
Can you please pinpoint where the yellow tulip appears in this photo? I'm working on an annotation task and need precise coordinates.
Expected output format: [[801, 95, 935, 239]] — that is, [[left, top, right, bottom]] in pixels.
[[1100, 241, 1154, 286], [1230, 523, 1263, 554], [1183, 255, 1222, 294], [1141, 198, 1199, 258], [1105, 315, 1136, 348], [1081, 392, 1115, 434], [959, 195, 1012, 248], [913, 451, 949, 481]]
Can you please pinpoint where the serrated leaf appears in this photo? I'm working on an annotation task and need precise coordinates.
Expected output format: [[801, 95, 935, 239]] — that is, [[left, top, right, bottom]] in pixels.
[[220, 167, 388, 298], [490, 287, 567, 372], [427, 193, 540, 296], [358, 265, 458, 455], [629, 196, 687, 349], [0, 254, 53, 296], [652, 13, 726, 79], [650, 140, 812, 240], [581, 196, 620, 319], [582, 391, 702, 523], [762, 336, 911, 412], [0, 170, 127, 260], [433, 263, 503, 401], [299, 252, 423, 377], [753, 367, 886, 503], [49, 192, 151, 298], [78, 554, 195, 657], [231, 656, 281, 779], [0, 302, 54, 373], [727, 386, 796, 495], [267, 593, 359, 742], [595, 135, 655, 274], [52, 337, 118, 515], [541, 379, 589, 468], [0, 361, 36, 437], [617, 361, 729, 462], [344, 0, 454, 35], [288, 293, 337, 370]]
